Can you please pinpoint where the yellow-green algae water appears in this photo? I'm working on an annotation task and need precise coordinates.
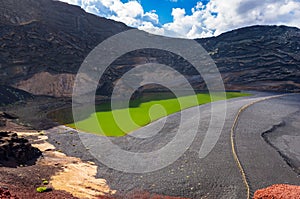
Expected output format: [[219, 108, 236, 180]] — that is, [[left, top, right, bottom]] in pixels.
[[60, 92, 250, 136]]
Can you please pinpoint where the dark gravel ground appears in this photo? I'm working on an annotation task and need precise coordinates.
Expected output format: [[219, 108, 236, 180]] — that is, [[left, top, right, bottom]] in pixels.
[[235, 94, 300, 196], [47, 92, 299, 199]]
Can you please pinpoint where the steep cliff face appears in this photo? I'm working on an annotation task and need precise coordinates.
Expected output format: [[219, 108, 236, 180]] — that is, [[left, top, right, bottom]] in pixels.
[[1, 0, 300, 98]]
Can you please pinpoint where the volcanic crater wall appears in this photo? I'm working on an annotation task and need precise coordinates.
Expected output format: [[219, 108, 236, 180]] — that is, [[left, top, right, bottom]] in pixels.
[[1, 0, 300, 97]]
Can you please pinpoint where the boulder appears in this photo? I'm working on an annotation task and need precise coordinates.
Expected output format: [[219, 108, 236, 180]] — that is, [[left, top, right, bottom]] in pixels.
[[0, 131, 42, 166]]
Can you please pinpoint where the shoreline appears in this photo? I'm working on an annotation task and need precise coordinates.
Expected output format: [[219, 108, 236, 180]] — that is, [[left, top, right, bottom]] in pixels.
[[0, 92, 299, 198]]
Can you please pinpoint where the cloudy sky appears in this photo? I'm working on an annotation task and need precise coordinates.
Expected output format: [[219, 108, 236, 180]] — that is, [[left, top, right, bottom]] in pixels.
[[59, 0, 300, 39]]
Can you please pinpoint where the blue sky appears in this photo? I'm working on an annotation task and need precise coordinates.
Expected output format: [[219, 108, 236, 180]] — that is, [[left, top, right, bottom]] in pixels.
[[59, 0, 300, 39], [135, 0, 210, 24]]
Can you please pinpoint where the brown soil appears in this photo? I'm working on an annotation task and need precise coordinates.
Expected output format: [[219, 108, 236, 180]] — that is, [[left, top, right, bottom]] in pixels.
[[0, 122, 79, 198], [45, 150, 116, 198], [0, 187, 19, 199], [253, 184, 300, 199]]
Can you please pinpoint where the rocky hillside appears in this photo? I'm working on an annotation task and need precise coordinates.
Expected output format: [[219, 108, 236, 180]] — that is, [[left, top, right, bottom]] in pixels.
[[0, 0, 300, 98], [0, 0, 130, 97], [197, 25, 300, 92]]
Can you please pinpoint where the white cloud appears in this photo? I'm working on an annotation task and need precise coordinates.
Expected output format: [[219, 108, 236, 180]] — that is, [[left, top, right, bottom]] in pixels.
[[59, 0, 300, 39], [59, 0, 159, 28], [203, 0, 300, 36], [139, 22, 165, 35], [60, 0, 80, 5], [160, 0, 300, 38], [144, 10, 159, 24], [85, 4, 99, 15], [161, 6, 214, 38]]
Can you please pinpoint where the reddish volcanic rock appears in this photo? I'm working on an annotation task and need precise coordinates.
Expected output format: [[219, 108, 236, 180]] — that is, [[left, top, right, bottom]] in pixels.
[[0, 187, 19, 199], [253, 184, 300, 199]]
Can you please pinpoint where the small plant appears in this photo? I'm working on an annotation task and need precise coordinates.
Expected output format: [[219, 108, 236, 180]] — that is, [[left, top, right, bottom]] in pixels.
[[36, 186, 48, 193], [42, 180, 49, 185]]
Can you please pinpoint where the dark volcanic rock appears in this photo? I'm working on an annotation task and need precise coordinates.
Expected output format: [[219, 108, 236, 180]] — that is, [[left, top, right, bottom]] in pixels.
[[196, 25, 300, 92], [0, 0, 300, 97], [0, 112, 18, 127], [0, 131, 42, 167], [0, 0, 130, 97], [0, 118, 5, 127], [0, 85, 33, 106]]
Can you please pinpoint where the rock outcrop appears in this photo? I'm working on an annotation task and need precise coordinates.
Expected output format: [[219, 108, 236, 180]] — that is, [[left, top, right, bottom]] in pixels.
[[253, 184, 300, 199], [0, 112, 18, 127], [1, 0, 300, 98], [14, 72, 75, 97], [0, 131, 42, 166], [0, 86, 33, 106]]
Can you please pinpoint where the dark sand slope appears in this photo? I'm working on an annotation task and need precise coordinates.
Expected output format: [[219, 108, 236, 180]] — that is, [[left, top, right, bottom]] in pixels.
[[45, 92, 300, 199], [235, 94, 300, 196]]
